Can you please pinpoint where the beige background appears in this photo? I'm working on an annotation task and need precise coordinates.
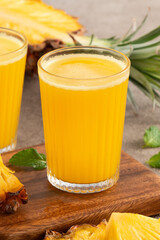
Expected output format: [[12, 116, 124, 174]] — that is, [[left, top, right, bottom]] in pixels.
[[17, 0, 160, 176]]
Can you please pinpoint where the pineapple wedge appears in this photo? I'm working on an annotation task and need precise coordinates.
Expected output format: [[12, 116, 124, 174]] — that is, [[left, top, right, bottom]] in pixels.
[[0, 0, 109, 74], [45, 220, 108, 240], [0, 0, 84, 74], [0, 155, 28, 213], [44, 213, 160, 240], [106, 213, 160, 240], [0, 0, 83, 45]]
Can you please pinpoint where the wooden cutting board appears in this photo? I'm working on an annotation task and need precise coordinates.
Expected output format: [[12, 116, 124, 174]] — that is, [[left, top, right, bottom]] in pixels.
[[1, 144, 160, 240]]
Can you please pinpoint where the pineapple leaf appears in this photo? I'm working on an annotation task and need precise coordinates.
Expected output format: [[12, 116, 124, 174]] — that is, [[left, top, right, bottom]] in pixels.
[[120, 20, 136, 42], [116, 45, 133, 57], [143, 74, 160, 92], [130, 45, 160, 59], [122, 12, 149, 43], [128, 26, 160, 45], [68, 33, 82, 46], [127, 41, 160, 51], [106, 36, 117, 41], [127, 87, 138, 113], [146, 72, 160, 80], [89, 34, 94, 46], [131, 58, 160, 73], [133, 41, 160, 50], [130, 78, 160, 107], [130, 66, 155, 98]]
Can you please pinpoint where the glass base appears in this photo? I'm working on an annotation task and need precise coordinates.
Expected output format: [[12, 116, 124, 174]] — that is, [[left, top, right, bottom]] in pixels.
[[48, 169, 119, 194], [0, 141, 16, 154]]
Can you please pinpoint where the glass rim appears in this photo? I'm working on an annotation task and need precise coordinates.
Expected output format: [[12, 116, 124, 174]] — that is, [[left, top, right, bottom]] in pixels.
[[38, 46, 130, 81], [0, 27, 28, 57]]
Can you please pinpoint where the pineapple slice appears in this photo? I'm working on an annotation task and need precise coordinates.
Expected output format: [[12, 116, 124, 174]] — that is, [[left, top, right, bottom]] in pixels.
[[106, 213, 160, 240], [0, 0, 108, 74], [0, 155, 28, 213], [45, 220, 107, 240], [0, 0, 83, 45], [44, 214, 160, 240], [0, 0, 84, 74]]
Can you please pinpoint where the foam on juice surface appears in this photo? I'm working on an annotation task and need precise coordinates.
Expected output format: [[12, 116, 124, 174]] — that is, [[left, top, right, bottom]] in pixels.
[[0, 33, 26, 65], [41, 54, 128, 90]]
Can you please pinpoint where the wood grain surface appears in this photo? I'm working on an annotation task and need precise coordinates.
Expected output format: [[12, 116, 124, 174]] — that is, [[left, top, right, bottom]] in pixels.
[[1, 144, 160, 240]]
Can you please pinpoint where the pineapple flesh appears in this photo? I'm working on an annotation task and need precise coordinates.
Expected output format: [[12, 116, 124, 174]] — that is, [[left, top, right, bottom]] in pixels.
[[106, 213, 160, 240], [45, 213, 160, 240], [0, 0, 85, 74], [0, 0, 108, 74], [0, 0, 83, 45], [45, 220, 108, 240], [0, 155, 28, 213]]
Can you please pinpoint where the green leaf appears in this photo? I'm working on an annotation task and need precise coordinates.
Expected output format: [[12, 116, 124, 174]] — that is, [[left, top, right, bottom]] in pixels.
[[65, 15, 160, 110], [116, 45, 133, 56], [130, 26, 160, 44], [130, 78, 160, 107], [130, 66, 155, 99], [39, 153, 46, 161], [143, 126, 160, 148], [122, 12, 149, 43], [146, 152, 160, 168], [143, 74, 160, 92], [146, 72, 160, 80], [68, 33, 82, 46], [120, 40, 160, 50], [68, 35, 112, 48], [9, 148, 47, 170], [133, 41, 160, 50], [127, 87, 138, 113], [131, 58, 160, 73], [89, 34, 94, 45], [130, 45, 160, 59]]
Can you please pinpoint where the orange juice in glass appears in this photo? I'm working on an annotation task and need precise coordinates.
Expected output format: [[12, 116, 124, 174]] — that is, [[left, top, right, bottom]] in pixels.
[[38, 47, 130, 193], [0, 28, 27, 153]]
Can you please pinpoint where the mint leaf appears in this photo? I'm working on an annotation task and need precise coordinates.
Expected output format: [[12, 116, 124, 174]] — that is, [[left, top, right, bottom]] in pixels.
[[146, 152, 160, 168], [143, 125, 160, 148], [9, 148, 47, 170], [39, 153, 46, 161]]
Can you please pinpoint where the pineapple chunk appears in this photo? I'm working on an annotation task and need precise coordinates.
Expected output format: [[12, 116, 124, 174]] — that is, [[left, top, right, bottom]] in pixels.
[[0, 0, 83, 44], [45, 214, 160, 240], [106, 213, 160, 240], [0, 0, 105, 74], [45, 220, 107, 240], [0, 155, 28, 213]]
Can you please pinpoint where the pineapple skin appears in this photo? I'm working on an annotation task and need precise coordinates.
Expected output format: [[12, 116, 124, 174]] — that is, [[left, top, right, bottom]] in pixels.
[[0, 155, 28, 213], [45, 213, 160, 240], [45, 220, 108, 240]]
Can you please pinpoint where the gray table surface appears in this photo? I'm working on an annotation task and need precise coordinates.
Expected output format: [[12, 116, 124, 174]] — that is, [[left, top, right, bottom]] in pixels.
[[17, 0, 160, 179]]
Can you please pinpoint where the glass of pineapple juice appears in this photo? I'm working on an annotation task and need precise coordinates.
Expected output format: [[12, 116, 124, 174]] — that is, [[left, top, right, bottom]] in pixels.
[[38, 46, 130, 193], [0, 28, 27, 153]]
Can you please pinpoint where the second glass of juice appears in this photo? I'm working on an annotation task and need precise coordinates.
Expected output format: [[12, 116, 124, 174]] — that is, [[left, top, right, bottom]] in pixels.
[[0, 28, 27, 153], [38, 46, 130, 193]]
